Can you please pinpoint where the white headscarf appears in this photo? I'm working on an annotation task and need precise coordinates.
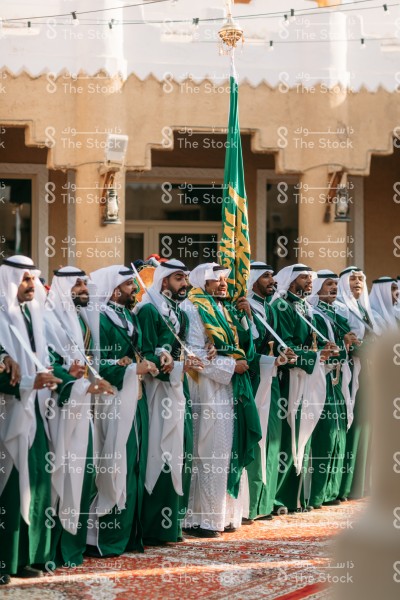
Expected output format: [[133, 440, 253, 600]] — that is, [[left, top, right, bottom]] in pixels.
[[0, 255, 48, 376], [336, 266, 380, 336], [307, 269, 338, 307], [0, 255, 49, 524], [395, 277, 400, 321], [189, 262, 230, 291], [90, 265, 137, 337], [369, 277, 398, 330], [136, 259, 189, 332], [271, 263, 313, 303], [305, 270, 339, 342], [90, 265, 135, 307], [45, 267, 88, 366], [247, 262, 274, 298], [246, 262, 274, 318]]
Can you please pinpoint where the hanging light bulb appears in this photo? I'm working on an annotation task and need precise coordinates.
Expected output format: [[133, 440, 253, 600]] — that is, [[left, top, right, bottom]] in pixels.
[[290, 8, 295, 22], [360, 37, 366, 49], [71, 11, 79, 27], [383, 4, 389, 12], [269, 40, 274, 51]]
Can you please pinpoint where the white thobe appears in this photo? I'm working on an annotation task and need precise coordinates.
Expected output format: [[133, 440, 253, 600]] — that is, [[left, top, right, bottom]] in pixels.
[[181, 299, 244, 532]]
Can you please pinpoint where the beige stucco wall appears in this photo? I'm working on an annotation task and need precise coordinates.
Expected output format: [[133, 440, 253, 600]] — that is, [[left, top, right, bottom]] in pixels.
[[0, 71, 399, 276], [364, 147, 400, 280]]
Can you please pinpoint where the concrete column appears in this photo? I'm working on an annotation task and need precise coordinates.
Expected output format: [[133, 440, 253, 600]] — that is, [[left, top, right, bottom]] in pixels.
[[72, 163, 125, 272], [297, 166, 349, 272]]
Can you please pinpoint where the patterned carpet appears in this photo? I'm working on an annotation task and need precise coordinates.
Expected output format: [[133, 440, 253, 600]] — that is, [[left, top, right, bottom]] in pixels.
[[2, 501, 366, 600]]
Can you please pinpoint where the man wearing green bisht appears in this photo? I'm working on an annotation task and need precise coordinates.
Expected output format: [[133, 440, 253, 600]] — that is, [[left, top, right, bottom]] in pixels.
[[245, 262, 297, 521], [135, 259, 197, 545], [272, 264, 335, 513], [0, 256, 62, 585], [335, 267, 381, 500], [87, 265, 158, 557], [44, 267, 113, 567], [306, 270, 360, 509], [181, 263, 262, 537]]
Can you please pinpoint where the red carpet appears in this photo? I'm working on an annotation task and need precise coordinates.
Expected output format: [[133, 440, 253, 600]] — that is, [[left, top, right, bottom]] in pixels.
[[2, 500, 366, 599]]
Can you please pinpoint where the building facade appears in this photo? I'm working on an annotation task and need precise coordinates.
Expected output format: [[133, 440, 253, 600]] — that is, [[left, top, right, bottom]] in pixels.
[[1, 0, 399, 281]]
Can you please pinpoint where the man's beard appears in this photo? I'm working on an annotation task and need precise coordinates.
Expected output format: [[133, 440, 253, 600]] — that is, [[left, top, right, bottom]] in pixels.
[[170, 287, 188, 302], [73, 295, 89, 307], [262, 287, 275, 298], [295, 285, 310, 298]]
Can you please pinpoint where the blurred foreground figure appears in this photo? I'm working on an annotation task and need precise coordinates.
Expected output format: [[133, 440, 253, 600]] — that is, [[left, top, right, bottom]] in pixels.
[[332, 330, 400, 600]]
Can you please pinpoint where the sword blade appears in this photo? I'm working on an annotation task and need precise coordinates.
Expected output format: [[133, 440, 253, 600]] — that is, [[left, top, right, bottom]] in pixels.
[[62, 328, 102, 380], [294, 306, 330, 343], [251, 309, 288, 349]]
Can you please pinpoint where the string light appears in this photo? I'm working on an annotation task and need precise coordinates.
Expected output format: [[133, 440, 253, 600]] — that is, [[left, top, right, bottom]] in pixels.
[[361, 37, 366, 48], [3, 0, 398, 27], [290, 8, 295, 22], [269, 40, 274, 51]]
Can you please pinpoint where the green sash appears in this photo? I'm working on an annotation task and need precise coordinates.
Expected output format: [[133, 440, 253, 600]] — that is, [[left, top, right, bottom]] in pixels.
[[188, 287, 261, 497]]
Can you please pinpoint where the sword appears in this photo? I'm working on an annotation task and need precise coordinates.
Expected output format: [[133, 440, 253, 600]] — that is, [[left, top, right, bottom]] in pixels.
[[311, 305, 349, 337], [131, 263, 196, 359], [293, 305, 331, 344], [344, 307, 374, 333], [62, 328, 102, 381], [10, 324, 58, 390], [251, 308, 299, 363], [250, 306, 288, 349]]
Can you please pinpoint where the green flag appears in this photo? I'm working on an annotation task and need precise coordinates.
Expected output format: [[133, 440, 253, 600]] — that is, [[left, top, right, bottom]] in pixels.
[[219, 63, 251, 301]]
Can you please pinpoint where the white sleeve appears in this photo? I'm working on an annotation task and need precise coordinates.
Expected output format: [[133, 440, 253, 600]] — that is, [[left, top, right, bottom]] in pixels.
[[182, 303, 236, 384]]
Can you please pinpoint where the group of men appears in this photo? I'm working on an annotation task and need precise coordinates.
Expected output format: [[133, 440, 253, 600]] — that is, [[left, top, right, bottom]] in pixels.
[[0, 254, 398, 585]]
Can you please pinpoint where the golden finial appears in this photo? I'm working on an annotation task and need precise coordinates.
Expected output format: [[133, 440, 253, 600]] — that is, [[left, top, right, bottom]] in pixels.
[[218, 1, 244, 54]]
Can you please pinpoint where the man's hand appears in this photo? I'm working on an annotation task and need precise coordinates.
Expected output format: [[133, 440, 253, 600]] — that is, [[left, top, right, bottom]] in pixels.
[[34, 372, 62, 390], [3, 355, 21, 385], [185, 354, 204, 372], [320, 342, 337, 362], [206, 343, 217, 360], [137, 360, 159, 376], [160, 352, 174, 374], [234, 360, 249, 374], [275, 347, 297, 366], [236, 297, 252, 318], [69, 360, 86, 379], [117, 356, 133, 367], [88, 378, 114, 395], [344, 332, 361, 350]]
